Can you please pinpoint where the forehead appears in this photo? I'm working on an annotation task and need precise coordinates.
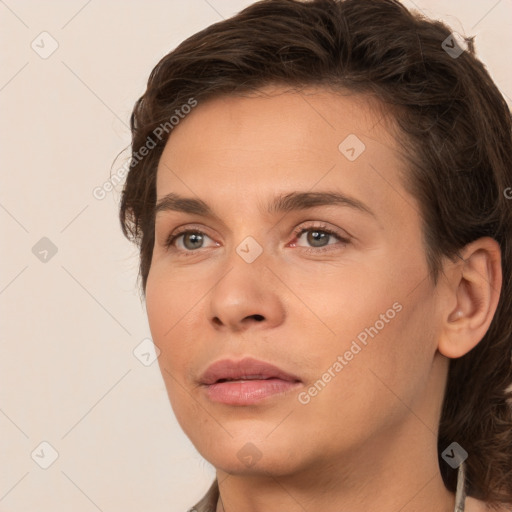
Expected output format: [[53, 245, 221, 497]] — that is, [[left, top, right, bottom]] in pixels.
[[155, 86, 416, 226]]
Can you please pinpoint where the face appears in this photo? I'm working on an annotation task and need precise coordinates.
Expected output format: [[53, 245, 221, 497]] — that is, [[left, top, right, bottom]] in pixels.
[[145, 86, 447, 479]]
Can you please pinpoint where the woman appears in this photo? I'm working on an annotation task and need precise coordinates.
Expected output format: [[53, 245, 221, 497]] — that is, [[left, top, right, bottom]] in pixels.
[[119, 0, 512, 510]]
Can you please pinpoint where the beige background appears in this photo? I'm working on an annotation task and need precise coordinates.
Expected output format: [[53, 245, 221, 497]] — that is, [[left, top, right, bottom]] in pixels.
[[1, 1, 511, 511]]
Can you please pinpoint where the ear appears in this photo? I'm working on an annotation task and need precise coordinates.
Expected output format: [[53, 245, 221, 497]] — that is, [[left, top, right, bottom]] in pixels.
[[437, 237, 502, 359]]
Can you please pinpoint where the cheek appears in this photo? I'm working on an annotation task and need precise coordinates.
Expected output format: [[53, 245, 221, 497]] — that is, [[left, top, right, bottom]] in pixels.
[[342, 286, 438, 411], [145, 264, 202, 346], [300, 264, 436, 417], [145, 265, 214, 398], [298, 300, 436, 451], [290, 262, 400, 351], [145, 275, 168, 347], [145, 271, 191, 383], [146, 274, 204, 424]]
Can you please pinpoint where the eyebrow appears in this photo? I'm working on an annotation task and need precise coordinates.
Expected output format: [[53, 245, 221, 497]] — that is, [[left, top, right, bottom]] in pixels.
[[154, 191, 375, 220]]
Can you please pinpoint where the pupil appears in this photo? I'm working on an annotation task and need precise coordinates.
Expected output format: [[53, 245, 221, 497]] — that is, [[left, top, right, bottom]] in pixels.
[[185, 233, 203, 249], [308, 230, 327, 247]]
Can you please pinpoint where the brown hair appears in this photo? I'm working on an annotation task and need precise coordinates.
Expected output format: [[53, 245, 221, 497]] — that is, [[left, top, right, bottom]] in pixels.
[[119, 0, 512, 505]]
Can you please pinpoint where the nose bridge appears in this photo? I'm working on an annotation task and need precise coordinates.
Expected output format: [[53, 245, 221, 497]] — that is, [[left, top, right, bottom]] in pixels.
[[220, 199, 275, 263], [207, 231, 285, 331], [220, 230, 271, 298], [234, 232, 266, 266]]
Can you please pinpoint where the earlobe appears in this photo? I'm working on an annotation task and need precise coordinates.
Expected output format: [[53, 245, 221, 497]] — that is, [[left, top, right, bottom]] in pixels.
[[438, 237, 502, 359], [448, 309, 464, 322]]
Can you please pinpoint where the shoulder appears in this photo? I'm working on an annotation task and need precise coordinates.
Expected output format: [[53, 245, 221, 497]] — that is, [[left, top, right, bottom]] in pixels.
[[465, 496, 512, 512]]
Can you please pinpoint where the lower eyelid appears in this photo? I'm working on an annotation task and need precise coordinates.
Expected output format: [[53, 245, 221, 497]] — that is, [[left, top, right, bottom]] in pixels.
[[292, 226, 349, 246], [166, 231, 215, 249], [166, 228, 348, 253]]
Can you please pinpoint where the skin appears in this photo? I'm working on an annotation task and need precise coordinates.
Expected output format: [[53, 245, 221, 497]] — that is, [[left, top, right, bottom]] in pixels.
[[145, 86, 502, 512]]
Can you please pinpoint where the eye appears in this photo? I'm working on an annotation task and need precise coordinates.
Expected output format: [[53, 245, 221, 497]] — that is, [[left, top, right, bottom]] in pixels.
[[291, 223, 350, 253], [163, 223, 350, 255], [165, 229, 218, 252]]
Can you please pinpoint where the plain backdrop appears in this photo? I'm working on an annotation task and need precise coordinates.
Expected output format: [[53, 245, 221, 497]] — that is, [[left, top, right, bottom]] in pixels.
[[1, 1, 511, 511]]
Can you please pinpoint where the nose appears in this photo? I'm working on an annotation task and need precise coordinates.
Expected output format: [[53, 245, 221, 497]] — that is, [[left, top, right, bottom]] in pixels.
[[207, 255, 286, 333]]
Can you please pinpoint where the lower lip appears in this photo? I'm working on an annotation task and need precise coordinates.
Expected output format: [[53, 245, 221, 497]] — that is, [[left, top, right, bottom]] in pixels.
[[202, 378, 302, 405]]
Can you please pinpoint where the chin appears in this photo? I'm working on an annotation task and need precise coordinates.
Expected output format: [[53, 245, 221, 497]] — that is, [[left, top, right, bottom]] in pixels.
[[191, 430, 307, 476], [209, 450, 302, 477]]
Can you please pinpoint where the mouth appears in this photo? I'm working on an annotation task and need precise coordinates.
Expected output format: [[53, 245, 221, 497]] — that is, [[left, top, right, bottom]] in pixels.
[[199, 357, 302, 406]]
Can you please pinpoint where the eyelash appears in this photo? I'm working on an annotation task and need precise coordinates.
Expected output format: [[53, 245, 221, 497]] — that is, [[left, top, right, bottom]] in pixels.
[[291, 224, 350, 253], [164, 223, 350, 256]]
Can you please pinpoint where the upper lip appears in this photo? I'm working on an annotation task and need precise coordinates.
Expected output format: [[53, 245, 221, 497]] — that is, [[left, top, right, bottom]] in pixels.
[[199, 357, 302, 385]]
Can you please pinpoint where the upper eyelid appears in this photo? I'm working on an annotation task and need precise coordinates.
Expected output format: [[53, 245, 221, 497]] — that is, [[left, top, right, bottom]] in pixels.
[[166, 221, 344, 238], [165, 222, 349, 249]]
